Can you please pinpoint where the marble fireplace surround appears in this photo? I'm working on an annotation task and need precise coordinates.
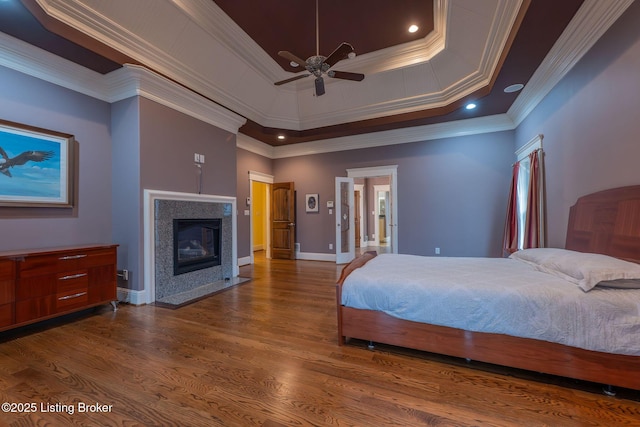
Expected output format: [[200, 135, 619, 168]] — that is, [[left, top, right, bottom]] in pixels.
[[143, 189, 238, 304]]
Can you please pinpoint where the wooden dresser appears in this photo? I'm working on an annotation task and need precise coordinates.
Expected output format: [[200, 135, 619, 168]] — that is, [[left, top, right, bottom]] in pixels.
[[0, 244, 118, 332]]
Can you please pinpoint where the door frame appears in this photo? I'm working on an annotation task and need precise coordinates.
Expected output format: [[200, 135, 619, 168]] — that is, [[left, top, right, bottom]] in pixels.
[[347, 165, 398, 254], [335, 177, 355, 264], [373, 184, 390, 246], [249, 170, 273, 264], [354, 183, 365, 248]]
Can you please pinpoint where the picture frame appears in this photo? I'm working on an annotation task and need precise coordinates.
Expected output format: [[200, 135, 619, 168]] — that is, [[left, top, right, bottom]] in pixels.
[[0, 119, 75, 208], [305, 193, 319, 213]]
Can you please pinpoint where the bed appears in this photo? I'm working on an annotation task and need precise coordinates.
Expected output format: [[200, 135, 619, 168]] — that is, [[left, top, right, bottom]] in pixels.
[[336, 186, 640, 391]]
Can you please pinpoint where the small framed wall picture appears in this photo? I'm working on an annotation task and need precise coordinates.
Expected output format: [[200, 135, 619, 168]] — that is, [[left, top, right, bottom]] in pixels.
[[305, 193, 319, 213]]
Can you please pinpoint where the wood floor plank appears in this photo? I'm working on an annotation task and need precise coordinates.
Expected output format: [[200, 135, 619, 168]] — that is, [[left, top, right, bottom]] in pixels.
[[1, 252, 639, 426]]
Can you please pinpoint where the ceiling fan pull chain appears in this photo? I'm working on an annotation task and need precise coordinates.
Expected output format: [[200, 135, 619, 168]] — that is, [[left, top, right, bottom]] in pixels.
[[315, 0, 320, 56]]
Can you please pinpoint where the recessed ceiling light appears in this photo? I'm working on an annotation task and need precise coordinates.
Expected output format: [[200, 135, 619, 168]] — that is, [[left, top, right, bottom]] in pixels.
[[408, 24, 419, 33], [290, 61, 299, 67], [504, 83, 524, 93], [277, 135, 285, 140], [465, 103, 477, 110], [347, 51, 356, 59]]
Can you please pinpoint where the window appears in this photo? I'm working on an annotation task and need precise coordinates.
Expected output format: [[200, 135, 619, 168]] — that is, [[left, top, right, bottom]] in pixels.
[[504, 134, 545, 253]]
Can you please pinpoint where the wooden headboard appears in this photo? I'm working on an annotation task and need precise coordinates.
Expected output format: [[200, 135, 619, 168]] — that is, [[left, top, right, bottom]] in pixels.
[[565, 185, 640, 263]]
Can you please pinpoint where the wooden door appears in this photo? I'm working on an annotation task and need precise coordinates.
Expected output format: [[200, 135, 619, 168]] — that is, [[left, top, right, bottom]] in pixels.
[[271, 182, 296, 259]]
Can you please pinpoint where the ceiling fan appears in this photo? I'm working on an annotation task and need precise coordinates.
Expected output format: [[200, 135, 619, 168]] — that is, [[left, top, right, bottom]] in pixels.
[[274, 0, 365, 96]]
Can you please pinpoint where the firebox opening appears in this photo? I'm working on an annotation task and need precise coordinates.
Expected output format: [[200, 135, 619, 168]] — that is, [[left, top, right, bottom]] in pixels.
[[173, 218, 221, 275]]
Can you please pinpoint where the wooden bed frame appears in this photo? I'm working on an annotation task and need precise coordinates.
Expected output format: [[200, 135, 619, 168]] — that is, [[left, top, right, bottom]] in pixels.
[[336, 186, 640, 391]]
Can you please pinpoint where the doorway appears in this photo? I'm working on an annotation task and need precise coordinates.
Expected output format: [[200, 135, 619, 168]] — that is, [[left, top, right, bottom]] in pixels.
[[249, 171, 273, 264], [335, 165, 398, 263]]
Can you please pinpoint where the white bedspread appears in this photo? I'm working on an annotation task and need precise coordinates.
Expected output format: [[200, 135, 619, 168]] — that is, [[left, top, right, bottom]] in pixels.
[[341, 254, 640, 355]]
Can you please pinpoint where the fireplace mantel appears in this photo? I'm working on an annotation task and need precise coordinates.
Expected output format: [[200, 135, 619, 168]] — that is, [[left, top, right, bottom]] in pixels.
[[143, 189, 238, 304]]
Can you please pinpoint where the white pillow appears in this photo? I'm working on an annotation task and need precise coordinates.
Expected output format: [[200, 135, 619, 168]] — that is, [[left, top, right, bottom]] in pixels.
[[509, 248, 640, 292]]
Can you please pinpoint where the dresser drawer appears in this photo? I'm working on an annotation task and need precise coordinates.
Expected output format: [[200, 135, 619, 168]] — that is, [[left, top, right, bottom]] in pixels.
[[56, 287, 89, 312], [17, 248, 116, 278], [1, 244, 117, 329]]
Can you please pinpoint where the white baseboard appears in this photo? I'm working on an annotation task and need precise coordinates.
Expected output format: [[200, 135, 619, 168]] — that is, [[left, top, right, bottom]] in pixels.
[[252, 244, 264, 251], [117, 287, 147, 305], [238, 255, 252, 266], [296, 252, 336, 262]]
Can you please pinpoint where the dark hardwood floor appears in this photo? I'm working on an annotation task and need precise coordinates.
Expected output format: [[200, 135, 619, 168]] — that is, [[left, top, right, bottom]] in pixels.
[[1, 252, 639, 426]]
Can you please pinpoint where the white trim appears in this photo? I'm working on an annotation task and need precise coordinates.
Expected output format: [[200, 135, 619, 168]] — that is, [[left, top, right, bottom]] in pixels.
[[296, 252, 336, 262], [347, 166, 399, 254], [507, 0, 635, 127], [105, 65, 246, 134], [373, 185, 391, 246], [515, 134, 543, 160], [268, 115, 515, 159], [143, 189, 238, 304], [117, 287, 146, 306], [354, 184, 365, 248], [237, 255, 252, 267], [248, 172, 273, 263], [1, 0, 629, 159], [248, 170, 274, 184]]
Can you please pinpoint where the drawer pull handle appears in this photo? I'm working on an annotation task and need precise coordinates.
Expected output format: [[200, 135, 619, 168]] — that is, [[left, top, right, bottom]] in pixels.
[[59, 254, 87, 260], [58, 292, 87, 301], [59, 273, 88, 281]]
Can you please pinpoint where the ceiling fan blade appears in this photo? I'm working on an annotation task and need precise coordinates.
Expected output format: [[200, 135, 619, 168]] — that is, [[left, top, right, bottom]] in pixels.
[[324, 42, 355, 68], [329, 70, 365, 82], [274, 74, 310, 86], [278, 50, 308, 67], [315, 77, 325, 96]]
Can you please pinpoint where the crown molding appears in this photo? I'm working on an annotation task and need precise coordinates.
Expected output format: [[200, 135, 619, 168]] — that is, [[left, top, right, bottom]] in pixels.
[[507, 0, 635, 126], [33, 0, 523, 131], [239, 114, 515, 160], [0, 31, 109, 100], [105, 65, 246, 134], [236, 133, 276, 159], [3, 0, 632, 159]]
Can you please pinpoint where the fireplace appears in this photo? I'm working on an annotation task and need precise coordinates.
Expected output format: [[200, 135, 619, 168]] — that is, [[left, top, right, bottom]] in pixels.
[[173, 218, 221, 275]]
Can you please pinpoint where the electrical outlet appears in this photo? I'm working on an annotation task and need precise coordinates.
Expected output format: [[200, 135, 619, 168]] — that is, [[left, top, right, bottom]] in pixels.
[[329, 243, 333, 250], [435, 247, 440, 255]]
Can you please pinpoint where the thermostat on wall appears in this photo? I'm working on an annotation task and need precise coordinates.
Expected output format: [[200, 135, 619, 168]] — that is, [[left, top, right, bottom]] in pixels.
[[326, 201, 334, 208]]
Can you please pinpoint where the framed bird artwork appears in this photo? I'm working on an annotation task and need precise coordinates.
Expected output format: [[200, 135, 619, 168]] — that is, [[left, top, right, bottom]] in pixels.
[[0, 119, 74, 207]]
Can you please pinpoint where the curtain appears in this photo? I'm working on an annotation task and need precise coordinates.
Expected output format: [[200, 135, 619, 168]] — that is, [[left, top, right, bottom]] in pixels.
[[523, 149, 545, 249], [502, 148, 545, 255], [502, 161, 520, 256]]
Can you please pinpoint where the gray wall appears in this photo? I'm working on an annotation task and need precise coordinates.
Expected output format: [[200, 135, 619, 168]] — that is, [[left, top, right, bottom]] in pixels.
[[111, 97, 141, 290], [111, 97, 237, 291], [273, 131, 514, 257], [0, 66, 113, 251], [515, 0, 640, 248]]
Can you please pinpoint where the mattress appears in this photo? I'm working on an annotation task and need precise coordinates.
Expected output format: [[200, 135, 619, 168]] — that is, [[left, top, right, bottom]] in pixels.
[[341, 253, 640, 356]]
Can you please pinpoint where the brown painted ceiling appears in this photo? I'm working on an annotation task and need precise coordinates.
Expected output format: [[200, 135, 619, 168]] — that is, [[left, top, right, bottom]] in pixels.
[[0, 0, 585, 146]]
